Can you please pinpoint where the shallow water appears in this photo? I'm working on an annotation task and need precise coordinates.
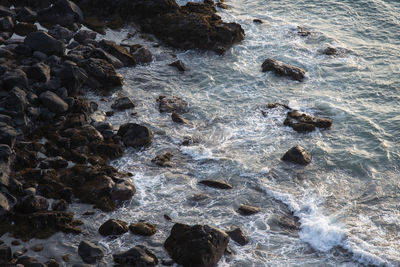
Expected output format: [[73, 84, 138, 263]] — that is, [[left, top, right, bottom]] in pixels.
[[4, 0, 400, 266]]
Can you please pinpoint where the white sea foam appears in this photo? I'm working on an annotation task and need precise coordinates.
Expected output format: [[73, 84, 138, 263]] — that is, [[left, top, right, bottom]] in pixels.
[[180, 145, 214, 160]]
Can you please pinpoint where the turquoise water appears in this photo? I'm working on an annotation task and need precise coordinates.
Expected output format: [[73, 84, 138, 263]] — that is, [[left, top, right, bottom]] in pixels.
[[7, 0, 399, 266]]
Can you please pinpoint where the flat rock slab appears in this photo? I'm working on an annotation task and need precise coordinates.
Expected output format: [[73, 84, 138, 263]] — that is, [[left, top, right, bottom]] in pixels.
[[198, 180, 232, 190], [262, 58, 305, 81]]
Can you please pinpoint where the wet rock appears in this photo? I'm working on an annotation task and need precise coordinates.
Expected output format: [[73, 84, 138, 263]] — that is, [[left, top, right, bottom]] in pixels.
[[198, 180, 232, 190], [48, 25, 73, 43], [2, 69, 28, 90], [164, 223, 229, 267], [99, 39, 136, 66], [39, 91, 69, 114], [267, 215, 300, 232], [23, 187, 36, 196], [14, 43, 32, 56], [0, 123, 16, 148], [281, 145, 312, 165], [11, 240, 20, 246], [4, 87, 28, 112], [158, 95, 188, 114], [51, 199, 67, 211], [130, 44, 152, 64], [0, 16, 13, 32], [111, 96, 135, 110], [80, 58, 123, 89], [78, 241, 104, 264], [45, 259, 60, 267], [297, 26, 311, 37], [0, 244, 12, 265], [129, 222, 157, 236], [118, 123, 153, 147], [113, 245, 158, 266], [74, 30, 96, 44], [98, 219, 128, 236], [38, 0, 83, 27], [27, 62, 50, 83], [16, 195, 49, 213], [323, 46, 338, 56], [171, 112, 190, 124], [89, 47, 124, 69], [284, 110, 332, 133], [226, 227, 248, 246], [110, 179, 136, 202], [16, 7, 37, 23], [24, 31, 66, 56], [238, 204, 260, 216], [168, 60, 186, 71], [14, 22, 38, 36], [262, 58, 305, 81], [253, 18, 263, 24], [151, 152, 173, 167], [190, 193, 211, 201]]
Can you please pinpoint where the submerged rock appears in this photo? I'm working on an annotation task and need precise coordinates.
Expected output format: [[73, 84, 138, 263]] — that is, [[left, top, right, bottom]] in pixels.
[[284, 110, 332, 133], [238, 204, 260, 216], [113, 245, 158, 266], [98, 219, 128, 236], [226, 227, 248, 246], [198, 180, 232, 190], [281, 145, 312, 165], [171, 112, 190, 125], [78, 241, 104, 264], [261, 58, 305, 81], [164, 223, 229, 267], [168, 60, 186, 71], [151, 152, 173, 167], [158, 95, 188, 114]]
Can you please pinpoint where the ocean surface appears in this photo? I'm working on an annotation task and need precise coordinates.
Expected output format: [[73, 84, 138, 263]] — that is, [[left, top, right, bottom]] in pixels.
[[5, 0, 400, 266]]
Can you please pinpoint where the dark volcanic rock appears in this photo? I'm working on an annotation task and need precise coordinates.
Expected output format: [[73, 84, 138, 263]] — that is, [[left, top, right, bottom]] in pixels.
[[0, 123, 16, 148], [39, 91, 69, 114], [2, 69, 28, 90], [198, 180, 232, 190], [38, 0, 83, 27], [80, 58, 123, 89], [118, 123, 153, 147], [0, 144, 13, 188], [111, 96, 135, 110], [238, 204, 260, 216], [129, 222, 157, 236], [27, 62, 51, 82], [38, 156, 68, 169], [113, 245, 158, 267], [164, 223, 229, 267], [24, 31, 66, 56], [169, 60, 186, 71], [110, 179, 136, 202], [59, 64, 88, 96], [51, 199, 67, 211], [0, 6, 15, 18], [323, 46, 338, 56], [98, 219, 128, 236], [226, 227, 248, 246], [99, 39, 136, 66], [4, 87, 28, 112], [48, 25, 74, 43], [16, 195, 49, 213], [14, 22, 38, 36], [281, 145, 312, 165], [78, 241, 104, 264], [151, 152, 173, 167], [74, 29, 96, 44], [262, 58, 305, 81], [130, 44, 152, 64], [158, 95, 188, 114], [16, 7, 37, 23], [284, 110, 332, 133], [0, 192, 13, 218]]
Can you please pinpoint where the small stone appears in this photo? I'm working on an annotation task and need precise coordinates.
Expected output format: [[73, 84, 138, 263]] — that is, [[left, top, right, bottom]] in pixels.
[[238, 204, 260, 216], [253, 19, 263, 24], [190, 193, 211, 201], [198, 180, 232, 190], [151, 152, 173, 167], [261, 58, 305, 81], [169, 60, 186, 71], [171, 112, 190, 124], [226, 227, 248, 245], [11, 240, 21, 246]]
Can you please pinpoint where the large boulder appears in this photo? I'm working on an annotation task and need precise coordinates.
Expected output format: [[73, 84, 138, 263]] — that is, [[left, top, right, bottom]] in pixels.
[[4, 87, 28, 112], [130, 44, 152, 64], [158, 95, 188, 113], [37, 0, 83, 27], [118, 123, 153, 147], [284, 110, 332, 133], [113, 246, 158, 267], [98, 219, 128, 236], [2, 69, 28, 90], [99, 39, 136, 66], [80, 58, 123, 89], [226, 227, 248, 246], [16, 7, 37, 23], [78, 241, 104, 264], [129, 222, 157, 236], [48, 25, 74, 43], [110, 179, 136, 201], [281, 145, 312, 165], [39, 91, 69, 114], [164, 223, 229, 267], [261, 58, 306, 81], [73, 29, 96, 44], [24, 31, 66, 56], [27, 62, 51, 83]]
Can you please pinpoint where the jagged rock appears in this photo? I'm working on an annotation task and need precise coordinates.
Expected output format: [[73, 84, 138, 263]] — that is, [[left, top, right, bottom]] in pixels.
[[80, 58, 123, 89], [2, 69, 28, 90], [168, 60, 185, 71], [38, 156, 68, 169], [130, 44, 152, 64], [267, 215, 300, 232], [111, 96, 135, 110], [99, 39, 136, 66], [226, 227, 248, 246], [24, 31, 66, 56], [198, 180, 232, 189], [89, 48, 124, 69], [158, 95, 188, 114], [78, 241, 104, 264], [39, 91, 69, 114], [27, 62, 50, 82], [284, 110, 332, 133], [110, 179, 136, 201], [74, 30, 96, 44], [0, 123, 16, 148], [171, 112, 190, 124], [59, 64, 88, 96], [16, 7, 37, 23], [98, 219, 128, 236], [297, 26, 311, 37], [238, 204, 260, 216], [113, 246, 158, 266], [262, 58, 305, 81], [151, 152, 173, 167], [14, 22, 37, 36], [38, 0, 83, 27], [0, 16, 13, 32], [16, 195, 49, 213], [323, 46, 337, 56], [129, 222, 157, 236], [164, 223, 229, 267], [118, 123, 153, 147], [281, 145, 312, 165]]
